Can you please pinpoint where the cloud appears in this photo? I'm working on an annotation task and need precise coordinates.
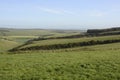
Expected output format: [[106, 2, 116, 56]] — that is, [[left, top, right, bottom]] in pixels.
[[39, 8, 63, 14], [37, 7, 77, 15], [90, 11, 107, 17]]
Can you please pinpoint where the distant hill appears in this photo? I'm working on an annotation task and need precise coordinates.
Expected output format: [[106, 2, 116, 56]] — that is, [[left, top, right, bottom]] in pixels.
[[0, 28, 82, 37], [87, 27, 120, 36], [8, 27, 120, 52]]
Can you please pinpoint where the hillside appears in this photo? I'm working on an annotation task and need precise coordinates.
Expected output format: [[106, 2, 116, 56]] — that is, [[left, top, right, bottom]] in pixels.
[[0, 39, 19, 52], [87, 27, 120, 36], [0, 28, 85, 52], [1, 28, 120, 80], [1, 42, 120, 80], [9, 35, 120, 51], [0, 28, 82, 37]]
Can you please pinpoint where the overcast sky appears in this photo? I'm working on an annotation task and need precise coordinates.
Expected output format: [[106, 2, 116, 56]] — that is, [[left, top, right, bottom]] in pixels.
[[0, 0, 120, 29]]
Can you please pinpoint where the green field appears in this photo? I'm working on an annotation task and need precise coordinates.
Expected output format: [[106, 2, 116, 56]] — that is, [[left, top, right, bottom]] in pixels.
[[0, 28, 120, 80], [13, 35, 120, 51], [0, 39, 19, 52], [0, 36, 38, 52], [0, 43, 120, 80], [0, 28, 82, 37], [22, 35, 120, 46], [0, 28, 82, 52]]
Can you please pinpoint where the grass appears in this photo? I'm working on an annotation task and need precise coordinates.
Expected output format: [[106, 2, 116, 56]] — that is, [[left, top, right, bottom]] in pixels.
[[0, 36, 38, 52], [17, 35, 120, 50], [0, 42, 120, 80], [0, 29, 81, 37], [9, 36, 38, 43], [0, 29, 120, 80], [0, 39, 19, 52], [0, 29, 83, 51]]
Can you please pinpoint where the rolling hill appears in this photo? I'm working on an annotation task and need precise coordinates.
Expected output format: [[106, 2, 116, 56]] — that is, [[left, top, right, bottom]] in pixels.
[[9, 35, 120, 51], [0, 39, 19, 52], [0, 27, 120, 80]]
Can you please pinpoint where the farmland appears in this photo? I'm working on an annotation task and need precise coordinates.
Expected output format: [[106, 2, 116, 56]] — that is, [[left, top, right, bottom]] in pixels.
[[0, 28, 120, 80], [0, 43, 120, 80], [9, 35, 120, 51], [0, 28, 82, 52], [0, 28, 82, 37]]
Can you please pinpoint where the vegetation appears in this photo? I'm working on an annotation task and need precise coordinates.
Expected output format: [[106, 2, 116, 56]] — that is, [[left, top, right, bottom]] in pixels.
[[0, 39, 19, 52], [0, 27, 120, 80], [9, 35, 120, 51], [0, 28, 81, 37], [0, 43, 120, 80], [87, 27, 120, 36]]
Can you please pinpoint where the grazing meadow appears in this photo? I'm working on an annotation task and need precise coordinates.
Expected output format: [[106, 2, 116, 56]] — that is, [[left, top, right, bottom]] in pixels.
[[0, 43, 120, 80], [0, 28, 120, 80]]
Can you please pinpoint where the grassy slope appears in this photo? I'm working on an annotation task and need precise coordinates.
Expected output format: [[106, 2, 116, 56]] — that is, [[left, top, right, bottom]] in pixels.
[[0, 29, 81, 37], [0, 29, 83, 52], [0, 28, 120, 80], [0, 36, 37, 52], [0, 43, 120, 80], [0, 39, 19, 52], [2, 36, 38, 43], [18, 35, 120, 49]]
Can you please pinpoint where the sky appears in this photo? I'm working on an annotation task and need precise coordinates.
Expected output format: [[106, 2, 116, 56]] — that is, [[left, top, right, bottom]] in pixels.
[[0, 0, 120, 29]]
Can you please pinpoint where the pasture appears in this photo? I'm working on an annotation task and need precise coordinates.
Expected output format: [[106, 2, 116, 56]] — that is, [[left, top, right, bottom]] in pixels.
[[0, 43, 120, 80], [11, 35, 120, 51], [0, 28, 120, 80]]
